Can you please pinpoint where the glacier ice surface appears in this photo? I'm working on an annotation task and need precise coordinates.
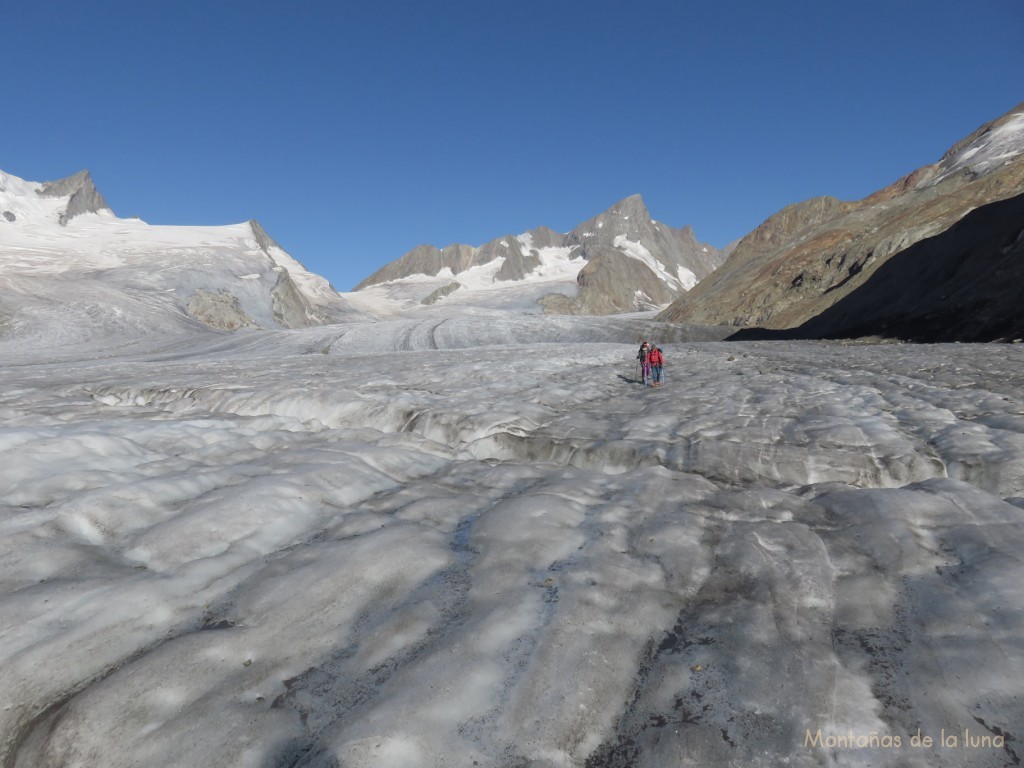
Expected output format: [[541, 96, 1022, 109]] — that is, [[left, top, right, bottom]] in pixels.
[[2, 320, 1024, 767]]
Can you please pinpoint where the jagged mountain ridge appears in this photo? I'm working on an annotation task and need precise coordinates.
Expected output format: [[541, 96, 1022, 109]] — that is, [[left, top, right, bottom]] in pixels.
[[355, 195, 726, 315], [0, 168, 354, 343], [657, 102, 1024, 341]]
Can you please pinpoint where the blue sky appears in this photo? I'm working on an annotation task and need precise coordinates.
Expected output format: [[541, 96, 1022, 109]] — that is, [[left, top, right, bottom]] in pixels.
[[3, 0, 1022, 291]]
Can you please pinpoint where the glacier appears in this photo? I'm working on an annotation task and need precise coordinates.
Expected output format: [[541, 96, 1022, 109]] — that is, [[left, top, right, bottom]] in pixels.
[[2, 313, 1024, 768]]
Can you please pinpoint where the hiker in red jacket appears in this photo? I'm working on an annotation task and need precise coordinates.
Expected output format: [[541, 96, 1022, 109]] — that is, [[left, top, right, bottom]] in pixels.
[[648, 345, 664, 387]]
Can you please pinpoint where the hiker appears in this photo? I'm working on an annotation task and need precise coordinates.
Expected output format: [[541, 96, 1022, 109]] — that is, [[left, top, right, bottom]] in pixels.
[[637, 341, 651, 385], [648, 345, 664, 387]]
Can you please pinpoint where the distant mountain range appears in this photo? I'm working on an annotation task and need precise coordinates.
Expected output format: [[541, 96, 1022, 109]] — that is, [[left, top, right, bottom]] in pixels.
[[659, 101, 1024, 342], [354, 102, 1024, 341], [355, 194, 727, 315], [4, 101, 1022, 345]]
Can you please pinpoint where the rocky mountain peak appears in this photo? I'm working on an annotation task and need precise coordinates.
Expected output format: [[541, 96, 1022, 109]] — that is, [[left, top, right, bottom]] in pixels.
[[567, 194, 652, 247], [36, 169, 111, 225], [609, 193, 649, 218]]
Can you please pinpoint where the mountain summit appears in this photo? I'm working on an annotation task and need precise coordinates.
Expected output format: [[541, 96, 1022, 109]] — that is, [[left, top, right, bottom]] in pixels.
[[546, 194, 724, 314], [36, 169, 111, 225], [354, 196, 726, 315]]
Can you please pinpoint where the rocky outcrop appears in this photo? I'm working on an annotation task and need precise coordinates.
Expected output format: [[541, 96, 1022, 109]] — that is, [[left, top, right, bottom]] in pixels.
[[494, 248, 541, 281], [187, 289, 259, 331], [494, 226, 566, 281], [421, 282, 462, 305], [354, 244, 475, 289], [658, 102, 1024, 339], [36, 170, 111, 225]]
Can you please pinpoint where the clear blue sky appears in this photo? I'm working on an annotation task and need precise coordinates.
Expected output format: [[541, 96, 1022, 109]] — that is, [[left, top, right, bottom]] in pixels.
[[3, 0, 1021, 291]]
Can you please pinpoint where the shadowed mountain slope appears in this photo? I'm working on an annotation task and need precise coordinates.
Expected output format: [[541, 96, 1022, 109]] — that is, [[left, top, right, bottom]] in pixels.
[[729, 191, 1024, 342], [658, 102, 1024, 340]]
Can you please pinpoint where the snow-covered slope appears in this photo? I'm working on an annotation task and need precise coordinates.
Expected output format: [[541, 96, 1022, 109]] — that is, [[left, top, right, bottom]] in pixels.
[[346, 239, 587, 317], [0, 169, 353, 345], [931, 109, 1024, 184]]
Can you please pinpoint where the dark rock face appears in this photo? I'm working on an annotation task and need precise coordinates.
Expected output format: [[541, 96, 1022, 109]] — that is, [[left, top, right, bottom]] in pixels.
[[270, 269, 325, 328], [729, 192, 1024, 342], [421, 282, 461, 305], [495, 249, 542, 281], [658, 102, 1024, 341], [36, 170, 111, 225], [2, 211, 15, 222]]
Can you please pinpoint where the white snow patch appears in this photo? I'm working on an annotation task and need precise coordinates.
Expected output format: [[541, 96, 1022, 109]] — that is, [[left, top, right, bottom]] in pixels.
[[613, 235, 688, 291], [677, 265, 698, 290], [933, 111, 1024, 184]]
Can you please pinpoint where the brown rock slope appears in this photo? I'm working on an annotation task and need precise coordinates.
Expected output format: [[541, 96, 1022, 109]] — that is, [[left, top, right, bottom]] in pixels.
[[657, 103, 1024, 341]]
